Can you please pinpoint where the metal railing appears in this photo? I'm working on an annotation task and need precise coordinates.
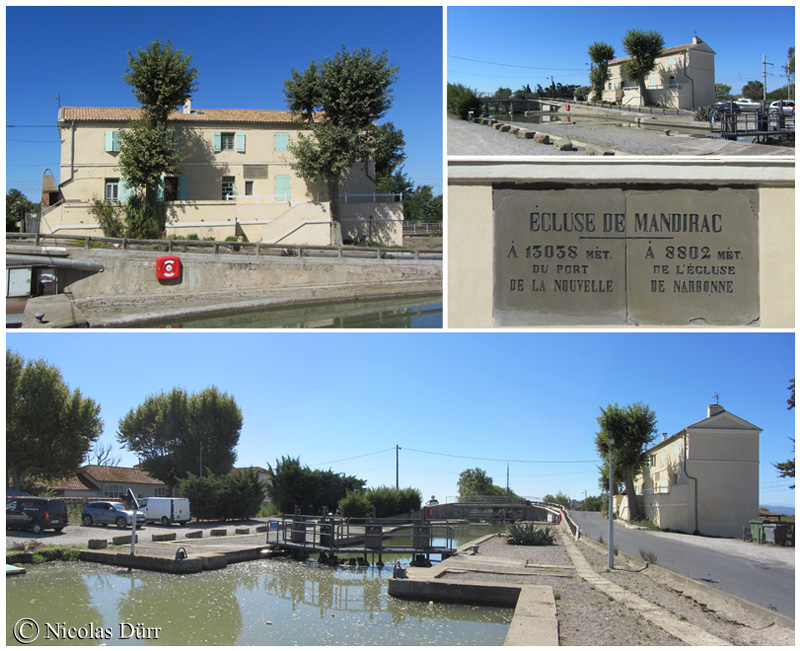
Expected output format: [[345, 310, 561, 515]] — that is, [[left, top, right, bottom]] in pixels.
[[403, 222, 442, 236], [6, 232, 442, 261]]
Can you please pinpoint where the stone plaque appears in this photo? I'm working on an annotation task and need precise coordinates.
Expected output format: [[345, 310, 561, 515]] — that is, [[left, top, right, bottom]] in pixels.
[[244, 165, 269, 179], [493, 184, 760, 326]]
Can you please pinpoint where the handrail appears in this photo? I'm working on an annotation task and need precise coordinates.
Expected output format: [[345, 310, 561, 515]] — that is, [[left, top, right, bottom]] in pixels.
[[5, 232, 442, 261]]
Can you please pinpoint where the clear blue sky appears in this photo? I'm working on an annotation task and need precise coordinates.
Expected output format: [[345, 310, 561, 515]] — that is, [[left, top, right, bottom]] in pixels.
[[448, 5, 795, 97], [6, 332, 795, 509], [5, 5, 443, 200]]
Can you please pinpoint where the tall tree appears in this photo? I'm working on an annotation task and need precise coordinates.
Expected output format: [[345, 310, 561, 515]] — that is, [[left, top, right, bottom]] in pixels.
[[588, 41, 615, 102], [267, 456, 365, 515], [595, 402, 657, 521], [117, 386, 241, 493], [118, 39, 199, 232], [774, 378, 795, 488], [6, 351, 103, 490], [372, 121, 406, 183], [283, 46, 400, 245], [740, 80, 764, 101], [621, 29, 665, 106], [457, 467, 508, 499], [715, 83, 733, 101]]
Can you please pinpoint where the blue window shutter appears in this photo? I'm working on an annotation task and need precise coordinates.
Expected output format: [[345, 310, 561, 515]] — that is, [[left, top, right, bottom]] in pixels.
[[157, 177, 165, 202], [119, 178, 134, 203], [105, 131, 113, 152], [236, 132, 246, 153], [275, 175, 291, 202], [275, 132, 289, 151], [180, 176, 189, 201], [213, 131, 222, 152], [112, 131, 121, 152]]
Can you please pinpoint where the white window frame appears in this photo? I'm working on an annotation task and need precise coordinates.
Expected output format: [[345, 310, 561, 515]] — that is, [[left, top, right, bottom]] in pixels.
[[105, 179, 120, 202]]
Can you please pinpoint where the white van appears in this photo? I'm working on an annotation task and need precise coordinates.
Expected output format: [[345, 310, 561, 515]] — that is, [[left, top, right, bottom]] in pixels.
[[138, 497, 191, 526]]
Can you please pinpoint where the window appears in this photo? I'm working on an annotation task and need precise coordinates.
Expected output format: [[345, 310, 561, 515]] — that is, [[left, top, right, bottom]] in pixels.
[[245, 181, 254, 196], [104, 130, 121, 153], [649, 454, 657, 468], [214, 131, 245, 152], [275, 132, 290, 152], [163, 177, 179, 202], [661, 450, 665, 464], [668, 56, 675, 69], [105, 179, 120, 202], [154, 487, 169, 497], [673, 442, 680, 458], [103, 485, 123, 499], [222, 176, 235, 200]]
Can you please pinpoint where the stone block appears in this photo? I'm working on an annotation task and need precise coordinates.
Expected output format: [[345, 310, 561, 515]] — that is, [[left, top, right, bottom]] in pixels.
[[554, 137, 573, 151], [499, 124, 511, 132], [235, 527, 250, 535], [152, 532, 177, 542], [112, 534, 138, 546], [533, 133, 551, 144], [210, 529, 227, 537], [185, 530, 203, 539], [255, 525, 268, 533], [88, 539, 107, 549]]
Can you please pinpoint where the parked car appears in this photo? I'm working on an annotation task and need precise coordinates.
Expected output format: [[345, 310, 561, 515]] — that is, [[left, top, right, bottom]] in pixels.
[[734, 98, 761, 111], [6, 497, 69, 534], [81, 501, 145, 528], [712, 100, 740, 113], [138, 497, 191, 526], [769, 100, 795, 115]]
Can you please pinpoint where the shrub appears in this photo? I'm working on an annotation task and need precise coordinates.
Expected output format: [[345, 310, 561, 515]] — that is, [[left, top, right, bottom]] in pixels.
[[180, 470, 266, 521], [447, 82, 482, 120], [639, 548, 658, 565], [88, 197, 126, 238], [339, 490, 372, 518], [125, 194, 162, 240], [364, 486, 421, 518], [506, 522, 555, 546]]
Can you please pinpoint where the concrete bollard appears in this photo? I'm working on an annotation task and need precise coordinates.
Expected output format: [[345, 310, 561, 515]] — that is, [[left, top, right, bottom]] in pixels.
[[185, 530, 203, 539], [88, 539, 107, 549], [235, 528, 250, 535], [210, 529, 227, 537], [152, 532, 177, 542]]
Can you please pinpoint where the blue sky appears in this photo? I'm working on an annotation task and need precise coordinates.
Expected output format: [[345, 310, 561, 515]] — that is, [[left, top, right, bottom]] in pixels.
[[5, 5, 443, 200], [448, 5, 795, 97], [6, 332, 795, 509]]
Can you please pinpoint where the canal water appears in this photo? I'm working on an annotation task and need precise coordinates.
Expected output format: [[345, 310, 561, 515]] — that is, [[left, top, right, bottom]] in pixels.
[[504, 111, 701, 136], [6, 525, 511, 646], [131, 295, 442, 329]]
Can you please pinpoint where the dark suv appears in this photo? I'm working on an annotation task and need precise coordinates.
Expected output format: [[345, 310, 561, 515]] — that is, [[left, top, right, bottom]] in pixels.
[[6, 497, 69, 534]]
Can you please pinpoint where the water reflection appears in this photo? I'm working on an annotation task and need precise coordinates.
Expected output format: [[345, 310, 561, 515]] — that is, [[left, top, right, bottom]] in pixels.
[[7, 552, 511, 646], [132, 295, 443, 329]]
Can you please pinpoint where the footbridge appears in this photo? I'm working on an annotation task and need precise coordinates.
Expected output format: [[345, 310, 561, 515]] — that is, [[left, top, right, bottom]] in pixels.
[[425, 496, 563, 524]]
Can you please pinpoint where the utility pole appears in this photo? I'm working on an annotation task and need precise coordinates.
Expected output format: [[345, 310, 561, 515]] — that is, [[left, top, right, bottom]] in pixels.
[[395, 445, 400, 490], [607, 438, 615, 569], [506, 462, 510, 496]]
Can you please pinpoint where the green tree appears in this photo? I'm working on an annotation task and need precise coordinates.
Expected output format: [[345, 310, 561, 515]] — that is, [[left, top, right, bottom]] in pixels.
[[740, 80, 764, 101], [495, 87, 512, 99], [457, 467, 508, 499], [588, 41, 615, 102], [543, 491, 571, 508], [372, 121, 406, 183], [715, 83, 733, 101], [116, 386, 241, 493], [621, 29, 665, 106], [774, 378, 795, 489], [595, 402, 657, 521], [283, 46, 399, 245], [267, 456, 365, 515], [118, 39, 199, 233], [6, 350, 103, 491], [578, 494, 606, 512], [447, 82, 482, 120], [376, 169, 442, 223], [6, 189, 37, 231]]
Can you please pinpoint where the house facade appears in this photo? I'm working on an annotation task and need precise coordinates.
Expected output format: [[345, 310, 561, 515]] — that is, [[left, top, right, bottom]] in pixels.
[[40, 102, 403, 246], [44, 465, 170, 500], [603, 36, 715, 109], [615, 404, 761, 538]]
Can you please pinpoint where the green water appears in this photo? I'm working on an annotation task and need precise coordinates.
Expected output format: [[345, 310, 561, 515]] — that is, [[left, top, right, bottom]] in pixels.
[[6, 525, 511, 646], [131, 295, 443, 329]]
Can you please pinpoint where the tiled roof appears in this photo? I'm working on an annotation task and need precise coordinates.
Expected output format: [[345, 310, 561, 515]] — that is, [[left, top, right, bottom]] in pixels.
[[609, 43, 696, 65], [59, 107, 310, 124], [79, 465, 164, 485], [32, 474, 99, 492], [232, 466, 269, 475]]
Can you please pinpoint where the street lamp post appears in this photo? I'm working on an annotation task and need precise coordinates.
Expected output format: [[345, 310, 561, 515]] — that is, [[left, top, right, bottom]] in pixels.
[[607, 437, 615, 569]]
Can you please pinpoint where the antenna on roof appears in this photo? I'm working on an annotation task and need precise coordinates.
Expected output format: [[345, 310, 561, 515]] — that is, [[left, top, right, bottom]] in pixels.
[[45, 92, 61, 110], [712, 393, 719, 404]]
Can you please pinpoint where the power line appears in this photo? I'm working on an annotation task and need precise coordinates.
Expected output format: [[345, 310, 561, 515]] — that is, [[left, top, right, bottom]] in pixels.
[[309, 447, 395, 468], [448, 54, 586, 72], [403, 446, 595, 464]]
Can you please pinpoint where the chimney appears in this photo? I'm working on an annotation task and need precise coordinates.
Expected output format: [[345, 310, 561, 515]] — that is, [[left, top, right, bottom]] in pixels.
[[662, 433, 668, 442], [183, 99, 192, 115], [708, 404, 724, 417], [692, 35, 702, 44]]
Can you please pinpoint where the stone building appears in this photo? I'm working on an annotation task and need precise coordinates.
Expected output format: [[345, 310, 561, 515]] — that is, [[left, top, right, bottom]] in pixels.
[[604, 35, 715, 109], [40, 102, 403, 246], [616, 404, 761, 538]]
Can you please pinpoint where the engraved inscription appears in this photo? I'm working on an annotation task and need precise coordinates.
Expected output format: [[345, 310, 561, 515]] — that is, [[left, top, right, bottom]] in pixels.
[[493, 186, 759, 326]]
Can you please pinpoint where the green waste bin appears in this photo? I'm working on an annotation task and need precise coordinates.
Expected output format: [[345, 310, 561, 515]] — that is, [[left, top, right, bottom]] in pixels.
[[749, 520, 764, 543]]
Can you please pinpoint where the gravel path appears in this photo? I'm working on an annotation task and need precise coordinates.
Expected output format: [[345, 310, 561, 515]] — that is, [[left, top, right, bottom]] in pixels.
[[444, 531, 793, 646], [448, 115, 794, 156]]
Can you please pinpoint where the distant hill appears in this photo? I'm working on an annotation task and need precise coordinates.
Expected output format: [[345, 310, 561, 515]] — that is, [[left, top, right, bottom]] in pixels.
[[761, 504, 795, 516]]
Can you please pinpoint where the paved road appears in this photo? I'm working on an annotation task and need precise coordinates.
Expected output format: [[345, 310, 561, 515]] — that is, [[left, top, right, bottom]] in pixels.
[[570, 511, 795, 618]]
